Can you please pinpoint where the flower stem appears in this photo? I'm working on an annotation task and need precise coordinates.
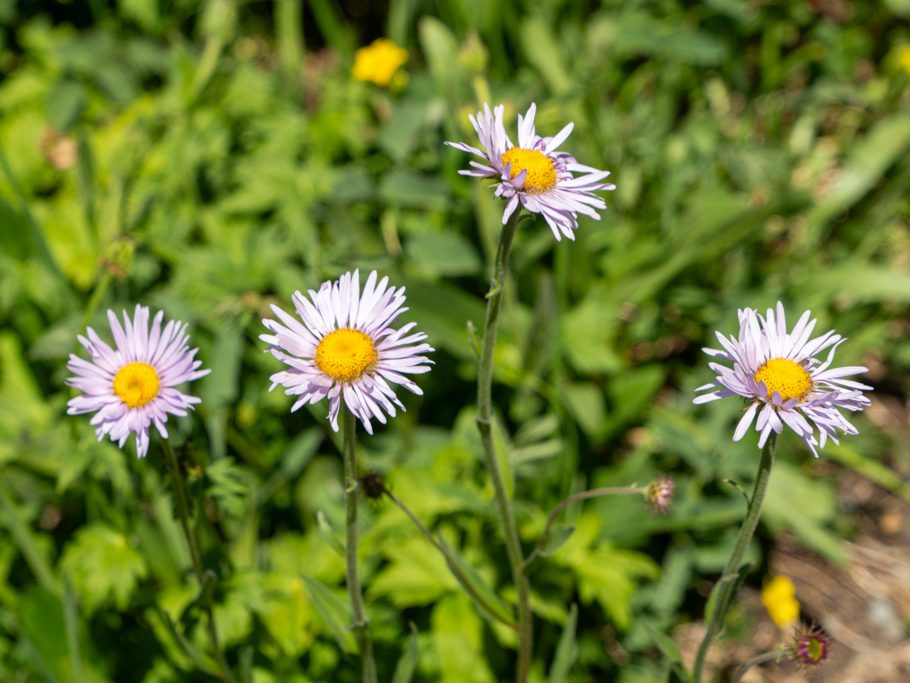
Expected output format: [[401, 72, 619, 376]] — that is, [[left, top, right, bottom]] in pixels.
[[525, 486, 644, 569], [342, 407, 378, 683], [382, 485, 516, 629], [162, 441, 235, 683], [475, 213, 532, 683], [692, 433, 778, 682], [731, 649, 786, 683]]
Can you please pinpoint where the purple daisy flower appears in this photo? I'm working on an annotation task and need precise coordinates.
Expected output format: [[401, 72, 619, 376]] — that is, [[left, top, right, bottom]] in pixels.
[[261, 270, 434, 434], [694, 302, 871, 456], [67, 305, 210, 458], [445, 102, 616, 241]]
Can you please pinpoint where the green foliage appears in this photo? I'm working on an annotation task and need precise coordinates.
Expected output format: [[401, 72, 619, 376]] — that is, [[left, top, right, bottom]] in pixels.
[[0, 0, 907, 680], [62, 525, 149, 613]]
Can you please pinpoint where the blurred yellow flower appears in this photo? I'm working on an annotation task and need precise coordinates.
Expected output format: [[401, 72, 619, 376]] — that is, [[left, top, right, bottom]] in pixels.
[[899, 45, 910, 77], [761, 575, 800, 629], [352, 38, 408, 87]]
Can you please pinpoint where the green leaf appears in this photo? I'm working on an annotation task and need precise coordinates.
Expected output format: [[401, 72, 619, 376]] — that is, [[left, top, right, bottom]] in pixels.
[[16, 587, 67, 683], [61, 524, 148, 614], [407, 231, 481, 277], [370, 536, 458, 608], [608, 12, 727, 65], [520, 17, 571, 94], [46, 80, 86, 130], [604, 365, 666, 436], [303, 576, 355, 654], [403, 279, 485, 360], [418, 17, 459, 89], [808, 264, 910, 304], [435, 536, 515, 628], [643, 622, 690, 682], [392, 623, 420, 683], [563, 383, 607, 440], [547, 603, 578, 683], [430, 594, 495, 683], [255, 574, 314, 658], [379, 169, 450, 210], [540, 524, 575, 558], [805, 112, 910, 237], [763, 461, 846, 564], [827, 443, 910, 503]]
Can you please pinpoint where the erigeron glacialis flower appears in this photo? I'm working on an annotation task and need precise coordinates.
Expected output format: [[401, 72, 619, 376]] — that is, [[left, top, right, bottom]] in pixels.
[[694, 302, 871, 457], [66, 306, 210, 458], [261, 270, 433, 434], [446, 102, 616, 241]]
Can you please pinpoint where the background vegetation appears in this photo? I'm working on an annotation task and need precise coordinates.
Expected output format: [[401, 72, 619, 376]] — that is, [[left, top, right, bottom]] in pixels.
[[1, 0, 909, 681]]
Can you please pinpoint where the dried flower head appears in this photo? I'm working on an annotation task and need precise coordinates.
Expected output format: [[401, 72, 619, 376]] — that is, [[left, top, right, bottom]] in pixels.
[[360, 471, 386, 500], [646, 474, 674, 514]]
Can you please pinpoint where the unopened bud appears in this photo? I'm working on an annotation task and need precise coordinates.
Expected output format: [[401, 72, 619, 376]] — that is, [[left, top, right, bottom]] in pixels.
[[360, 471, 386, 500]]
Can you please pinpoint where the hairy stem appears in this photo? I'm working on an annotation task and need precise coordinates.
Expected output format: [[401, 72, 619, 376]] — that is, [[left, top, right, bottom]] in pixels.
[[475, 213, 531, 683], [692, 433, 778, 682], [342, 407, 378, 683]]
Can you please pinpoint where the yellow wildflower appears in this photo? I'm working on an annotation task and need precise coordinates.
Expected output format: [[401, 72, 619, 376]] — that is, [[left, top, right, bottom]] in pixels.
[[761, 575, 800, 629], [352, 38, 408, 87]]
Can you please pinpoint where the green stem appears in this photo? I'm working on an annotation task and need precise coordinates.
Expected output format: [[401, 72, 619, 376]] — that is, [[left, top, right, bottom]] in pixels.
[[731, 649, 786, 683], [162, 441, 235, 683], [692, 433, 778, 682], [382, 486, 516, 629], [525, 486, 644, 570], [63, 575, 85, 683], [342, 407, 378, 683], [475, 213, 531, 683], [0, 478, 57, 593]]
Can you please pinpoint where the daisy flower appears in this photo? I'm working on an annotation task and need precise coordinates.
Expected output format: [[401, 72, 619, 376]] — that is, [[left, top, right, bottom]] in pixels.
[[694, 302, 871, 457], [67, 305, 210, 458], [261, 270, 434, 434], [445, 102, 616, 241]]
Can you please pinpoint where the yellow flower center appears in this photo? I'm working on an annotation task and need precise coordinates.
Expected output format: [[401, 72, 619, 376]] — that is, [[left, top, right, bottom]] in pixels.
[[501, 148, 557, 194], [113, 362, 160, 408], [806, 637, 824, 662], [315, 328, 378, 382], [753, 358, 813, 402]]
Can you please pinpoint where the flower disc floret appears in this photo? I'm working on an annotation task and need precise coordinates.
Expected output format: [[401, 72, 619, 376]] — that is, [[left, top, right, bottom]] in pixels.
[[694, 302, 871, 456], [501, 148, 557, 193], [446, 102, 616, 241], [754, 358, 813, 402], [790, 625, 830, 669], [113, 362, 160, 408], [66, 305, 209, 458], [261, 270, 434, 434], [315, 328, 378, 382]]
